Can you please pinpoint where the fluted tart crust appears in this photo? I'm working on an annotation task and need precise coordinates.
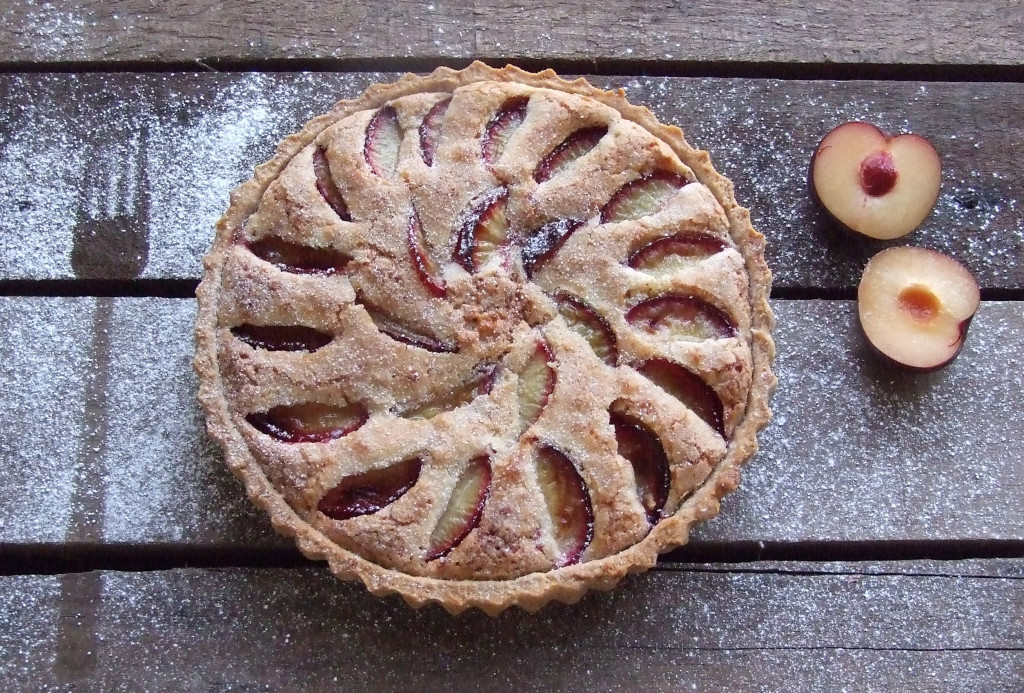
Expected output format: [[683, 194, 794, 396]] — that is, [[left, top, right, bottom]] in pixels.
[[195, 62, 776, 615]]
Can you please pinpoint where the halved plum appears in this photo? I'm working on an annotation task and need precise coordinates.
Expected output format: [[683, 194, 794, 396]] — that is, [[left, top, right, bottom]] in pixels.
[[601, 171, 690, 223], [246, 402, 368, 443], [318, 456, 422, 521], [637, 359, 725, 438], [231, 324, 333, 353], [426, 456, 491, 560], [535, 445, 594, 567], [626, 295, 736, 341]]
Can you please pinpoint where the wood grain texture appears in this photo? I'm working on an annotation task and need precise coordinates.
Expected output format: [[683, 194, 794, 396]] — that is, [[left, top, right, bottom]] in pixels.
[[1, 72, 1020, 290], [2, 297, 1021, 550], [3, 562, 1022, 691], [1, 0, 1022, 68]]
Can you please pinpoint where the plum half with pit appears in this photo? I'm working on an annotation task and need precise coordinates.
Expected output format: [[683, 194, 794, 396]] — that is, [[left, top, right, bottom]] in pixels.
[[857, 246, 980, 371], [810, 122, 941, 240]]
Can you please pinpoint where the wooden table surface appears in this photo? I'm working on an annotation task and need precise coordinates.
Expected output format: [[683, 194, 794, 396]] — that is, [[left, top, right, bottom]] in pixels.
[[1, 2, 1022, 691]]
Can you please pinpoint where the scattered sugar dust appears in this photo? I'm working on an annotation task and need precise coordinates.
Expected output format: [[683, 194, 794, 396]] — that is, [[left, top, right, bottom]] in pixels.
[[0, 72, 389, 280]]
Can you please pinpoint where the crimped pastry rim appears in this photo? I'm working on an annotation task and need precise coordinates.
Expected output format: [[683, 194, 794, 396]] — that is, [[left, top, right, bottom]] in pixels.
[[194, 61, 777, 615]]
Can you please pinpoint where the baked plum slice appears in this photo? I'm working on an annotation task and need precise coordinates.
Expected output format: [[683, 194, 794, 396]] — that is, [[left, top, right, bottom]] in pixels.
[[454, 188, 510, 273], [365, 106, 402, 177], [419, 97, 451, 166], [246, 402, 369, 443], [517, 339, 556, 433], [534, 126, 607, 183], [407, 208, 446, 297], [312, 146, 351, 221], [535, 445, 594, 567], [231, 324, 333, 353], [520, 218, 585, 278], [628, 233, 727, 275], [481, 96, 529, 164], [637, 359, 725, 438], [626, 295, 736, 341], [360, 299, 456, 353], [246, 236, 351, 276], [610, 410, 670, 525], [426, 456, 492, 560], [601, 171, 690, 223], [554, 293, 617, 366], [403, 363, 496, 420], [318, 456, 422, 521]]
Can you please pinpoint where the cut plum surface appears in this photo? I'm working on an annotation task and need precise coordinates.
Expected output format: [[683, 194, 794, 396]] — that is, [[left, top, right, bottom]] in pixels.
[[858, 246, 980, 371], [517, 340, 556, 433], [312, 146, 351, 221], [626, 295, 736, 341], [231, 324, 333, 353], [362, 302, 457, 353], [520, 218, 585, 278], [628, 233, 727, 275], [554, 293, 618, 366], [317, 456, 422, 521], [419, 97, 451, 167], [364, 106, 402, 178], [535, 445, 594, 567], [407, 208, 446, 297], [481, 97, 529, 164], [810, 121, 942, 240], [247, 236, 351, 276], [246, 402, 369, 444], [426, 456, 492, 560], [601, 171, 689, 223], [610, 410, 670, 524], [403, 363, 496, 420], [454, 188, 510, 273], [534, 126, 608, 183], [638, 359, 725, 438]]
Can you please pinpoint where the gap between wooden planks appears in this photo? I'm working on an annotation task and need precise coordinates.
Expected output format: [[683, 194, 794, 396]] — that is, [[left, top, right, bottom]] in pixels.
[[2, 297, 1021, 560], [0, 73, 1020, 291], [0, 0, 1022, 70], [2, 562, 1021, 691]]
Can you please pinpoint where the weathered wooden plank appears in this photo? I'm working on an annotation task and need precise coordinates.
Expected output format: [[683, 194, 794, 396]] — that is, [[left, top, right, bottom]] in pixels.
[[1, 0, 1022, 68], [2, 297, 1022, 551], [3, 562, 1022, 691], [0, 73, 1021, 290]]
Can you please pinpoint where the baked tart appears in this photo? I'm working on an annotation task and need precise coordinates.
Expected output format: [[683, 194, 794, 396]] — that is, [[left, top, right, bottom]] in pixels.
[[195, 62, 776, 614]]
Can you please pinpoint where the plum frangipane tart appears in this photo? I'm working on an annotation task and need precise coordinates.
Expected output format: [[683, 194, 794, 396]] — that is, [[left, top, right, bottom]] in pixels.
[[195, 62, 775, 614]]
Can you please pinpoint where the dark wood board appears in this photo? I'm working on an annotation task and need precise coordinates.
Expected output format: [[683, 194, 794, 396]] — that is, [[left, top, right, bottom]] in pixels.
[[3, 562, 1021, 691], [3, 297, 1021, 552], [0, 1, 1022, 69], [1, 73, 1020, 291]]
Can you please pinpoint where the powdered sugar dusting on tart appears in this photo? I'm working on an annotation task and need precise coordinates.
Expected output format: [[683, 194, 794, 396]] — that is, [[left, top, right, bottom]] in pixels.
[[194, 63, 776, 613]]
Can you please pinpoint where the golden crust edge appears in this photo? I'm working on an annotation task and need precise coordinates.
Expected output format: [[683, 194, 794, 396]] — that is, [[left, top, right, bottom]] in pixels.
[[194, 61, 778, 616]]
